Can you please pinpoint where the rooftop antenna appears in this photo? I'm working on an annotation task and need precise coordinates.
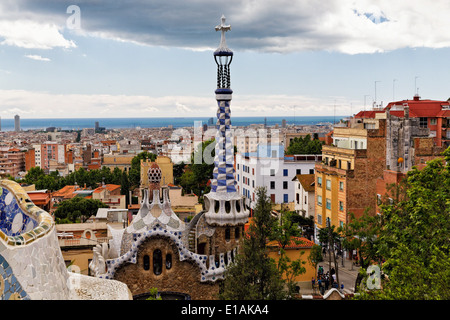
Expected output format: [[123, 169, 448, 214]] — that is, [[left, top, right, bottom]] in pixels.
[[393, 79, 397, 101], [374, 81, 380, 108], [415, 76, 419, 96]]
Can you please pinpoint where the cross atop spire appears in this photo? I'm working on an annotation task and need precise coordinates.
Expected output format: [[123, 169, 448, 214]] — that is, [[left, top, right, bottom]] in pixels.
[[215, 15, 232, 53]]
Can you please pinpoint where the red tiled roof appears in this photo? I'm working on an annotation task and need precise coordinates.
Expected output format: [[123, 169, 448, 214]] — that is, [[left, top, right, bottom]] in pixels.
[[93, 184, 120, 193], [267, 237, 315, 249], [385, 99, 449, 118], [355, 98, 450, 119]]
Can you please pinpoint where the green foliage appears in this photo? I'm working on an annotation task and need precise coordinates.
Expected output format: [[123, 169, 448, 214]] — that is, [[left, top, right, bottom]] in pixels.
[[179, 139, 215, 197], [286, 134, 323, 155], [129, 151, 157, 187], [220, 188, 308, 300], [308, 244, 323, 270], [354, 147, 450, 300], [146, 287, 162, 300], [54, 197, 108, 224], [220, 187, 286, 300]]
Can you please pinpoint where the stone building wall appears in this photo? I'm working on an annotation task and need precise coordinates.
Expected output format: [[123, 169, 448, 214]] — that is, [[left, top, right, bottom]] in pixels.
[[113, 235, 220, 300]]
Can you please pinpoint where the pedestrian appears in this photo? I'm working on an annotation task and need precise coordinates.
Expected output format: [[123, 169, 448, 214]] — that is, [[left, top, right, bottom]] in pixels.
[[324, 274, 329, 290], [332, 273, 336, 285], [311, 277, 315, 290]]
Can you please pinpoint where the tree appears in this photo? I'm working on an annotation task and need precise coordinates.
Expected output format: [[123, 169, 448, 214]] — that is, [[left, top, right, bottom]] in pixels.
[[272, 211, 307, 296], [220, 187, 286, 300], [120, 170, 130, 207], [318, 224, 341, 287], [340, 210, 383, 292], [287, 134, 323, 155], [54, 197, 108, 224], [356, 147, 450, 299], [129, 151, 157, 187], [173, 161, 185, 185], [179, 139, 215, 197], [308, 244, 324, 273]]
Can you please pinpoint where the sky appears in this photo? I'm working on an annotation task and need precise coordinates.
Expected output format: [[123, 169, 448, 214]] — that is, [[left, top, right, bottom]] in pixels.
[[1, 0, 450, 119]]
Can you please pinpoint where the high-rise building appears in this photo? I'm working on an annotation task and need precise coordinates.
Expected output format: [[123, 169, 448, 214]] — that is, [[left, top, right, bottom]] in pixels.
[[14, 115, 20, 132]]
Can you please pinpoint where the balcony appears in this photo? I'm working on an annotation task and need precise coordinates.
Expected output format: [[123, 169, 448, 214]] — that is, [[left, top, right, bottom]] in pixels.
[[58, 236, 111, 247]]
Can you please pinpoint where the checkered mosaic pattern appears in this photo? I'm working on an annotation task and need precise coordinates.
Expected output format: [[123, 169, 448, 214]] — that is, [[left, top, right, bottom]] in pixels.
[[210, 99, 237, 193]]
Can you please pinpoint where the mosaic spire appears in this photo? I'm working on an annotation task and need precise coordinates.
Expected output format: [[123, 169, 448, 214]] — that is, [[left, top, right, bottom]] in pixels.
[[204, 16, 248, 227], [210, 15, 236, 194]]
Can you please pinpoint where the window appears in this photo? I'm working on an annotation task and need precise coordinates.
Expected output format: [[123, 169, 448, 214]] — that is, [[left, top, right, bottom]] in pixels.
[[296, 193, 300, 204], [270, 169, 275, 176], [419, 117, 427, 128], [296, 169, 301, 175], [165, 254, 172, 270], [339, 181, 344, 191], [317, 177, 322, 187], [235, 227, 240, 240], [304, 196, 307, 204], [143, 255, 150, 271], [283, 194, 289, 203], [283, 169, 288, 176], [317, 214, 322, 225], [283, 181, 288, 189], [272, 150, 277, 158], [270, 194, 276, 203], [309, 169, 314, 174], [326, 198, 331, 210], [317, 195, 322, 206], [225, 228, 231, 241], [339, 201, 344, 211], [153, 250, 162, 275], [430, 118, 437, 125], [376, 194, 382, 205], [270, 181, 275, 189], [326, 179, 331, 190]]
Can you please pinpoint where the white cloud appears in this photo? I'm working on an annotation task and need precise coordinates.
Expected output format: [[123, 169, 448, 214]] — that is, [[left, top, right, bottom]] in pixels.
[[0, 20, 76, 50], [0, 90, 351, 119], [24, 54, 51, 62]]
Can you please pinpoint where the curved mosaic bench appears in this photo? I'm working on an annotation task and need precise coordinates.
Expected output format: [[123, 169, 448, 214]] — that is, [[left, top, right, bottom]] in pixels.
[[0, 180, 131, 300], [0, 180, 53, 246]]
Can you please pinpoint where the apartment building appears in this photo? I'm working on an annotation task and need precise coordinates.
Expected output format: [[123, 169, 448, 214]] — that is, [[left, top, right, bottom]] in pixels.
[[235, 144, 321, 209], [314, 119, 386, 236], [356, 95, 450, 148], [0, 148, 25, 178], [292, 174, 315, 219], [28, 142, 70, 172]]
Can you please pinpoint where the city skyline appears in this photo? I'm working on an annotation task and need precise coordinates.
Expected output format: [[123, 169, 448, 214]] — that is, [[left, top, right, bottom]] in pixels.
[[1, 1, 450, 119]]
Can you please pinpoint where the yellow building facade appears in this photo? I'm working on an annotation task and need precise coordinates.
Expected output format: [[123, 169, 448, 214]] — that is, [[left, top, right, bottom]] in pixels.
[[140, 156, 174, 188], [314, 121, 386, 233]]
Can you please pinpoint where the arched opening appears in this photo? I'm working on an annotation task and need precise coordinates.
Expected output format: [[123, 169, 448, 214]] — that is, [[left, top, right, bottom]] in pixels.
[[165, 253, 172, 270], [225, 228, 231, 241], [214, 200, 220, 213], [143, 255, 150, 271], [225, 201, 231, 213], [197, 242, 206, 255], [235, 200, 241, 213], [153, 249, 162, 275], [235, 227, 240, 240]]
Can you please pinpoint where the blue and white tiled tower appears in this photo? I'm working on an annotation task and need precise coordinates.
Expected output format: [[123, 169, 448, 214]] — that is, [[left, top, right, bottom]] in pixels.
[[205, 15, 248, 226]]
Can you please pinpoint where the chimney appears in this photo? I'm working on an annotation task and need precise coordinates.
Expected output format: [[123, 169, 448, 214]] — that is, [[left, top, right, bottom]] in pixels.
[[413, 94, 420, 101]]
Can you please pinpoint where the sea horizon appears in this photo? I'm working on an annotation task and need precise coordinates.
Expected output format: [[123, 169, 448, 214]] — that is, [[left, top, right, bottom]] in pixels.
[[0, 115, 349, 132]]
